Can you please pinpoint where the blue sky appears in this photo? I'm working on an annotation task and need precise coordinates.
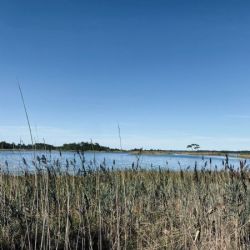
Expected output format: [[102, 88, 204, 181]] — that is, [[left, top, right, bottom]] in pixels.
[[0, 0, 250, 150]]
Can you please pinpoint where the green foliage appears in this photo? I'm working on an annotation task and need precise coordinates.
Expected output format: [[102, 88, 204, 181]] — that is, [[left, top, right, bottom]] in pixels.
[[0, 141, 119, 152], [0, 141, 55, 150], [61, 142, 110, 151]]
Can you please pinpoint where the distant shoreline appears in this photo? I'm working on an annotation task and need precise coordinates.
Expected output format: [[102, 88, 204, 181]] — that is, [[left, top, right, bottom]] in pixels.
[[1, 148, 250, 159], [129, 150, 250, 159]]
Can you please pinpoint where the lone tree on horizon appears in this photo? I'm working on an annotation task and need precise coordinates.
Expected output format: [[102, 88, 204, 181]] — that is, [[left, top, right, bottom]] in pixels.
[[186, 144, 200, 151]]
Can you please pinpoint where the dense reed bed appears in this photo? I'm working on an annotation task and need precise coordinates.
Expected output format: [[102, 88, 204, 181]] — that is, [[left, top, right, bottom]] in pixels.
[[0, 153, 250, 249]]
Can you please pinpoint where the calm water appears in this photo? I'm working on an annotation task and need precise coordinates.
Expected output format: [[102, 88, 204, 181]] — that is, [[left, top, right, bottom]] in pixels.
[[0, 150, 248, 173]]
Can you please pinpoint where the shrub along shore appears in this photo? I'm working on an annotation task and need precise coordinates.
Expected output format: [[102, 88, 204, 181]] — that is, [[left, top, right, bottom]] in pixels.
[[0, 153, 250, 249]]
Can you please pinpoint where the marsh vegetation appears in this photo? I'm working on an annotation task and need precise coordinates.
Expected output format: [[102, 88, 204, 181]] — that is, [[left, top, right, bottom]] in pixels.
[[0, 153, 250, 249]]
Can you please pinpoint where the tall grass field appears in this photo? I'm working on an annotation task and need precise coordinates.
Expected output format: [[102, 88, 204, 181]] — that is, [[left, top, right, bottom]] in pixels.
[[0, 153, 250, 249]]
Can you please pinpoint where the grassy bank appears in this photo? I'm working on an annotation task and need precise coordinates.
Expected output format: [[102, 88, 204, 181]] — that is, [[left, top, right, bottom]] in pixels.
[[0, 158, 250, 249], [130, 149, 250, 159]]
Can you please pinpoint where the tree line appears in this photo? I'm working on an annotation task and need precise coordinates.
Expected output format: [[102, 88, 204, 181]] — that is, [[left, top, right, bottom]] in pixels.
[[0, 141, 120, 152]]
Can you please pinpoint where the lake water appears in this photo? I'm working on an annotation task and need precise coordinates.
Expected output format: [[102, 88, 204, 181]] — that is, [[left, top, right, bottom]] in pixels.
[[0, 150, 248, 173]]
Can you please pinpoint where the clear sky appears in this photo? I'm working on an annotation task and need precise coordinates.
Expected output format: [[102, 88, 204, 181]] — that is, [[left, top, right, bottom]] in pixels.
[[0, 0, 250, 150]]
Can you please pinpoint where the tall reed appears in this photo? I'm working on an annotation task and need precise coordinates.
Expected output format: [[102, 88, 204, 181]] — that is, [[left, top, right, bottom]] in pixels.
[[0, 154, 249, 249]]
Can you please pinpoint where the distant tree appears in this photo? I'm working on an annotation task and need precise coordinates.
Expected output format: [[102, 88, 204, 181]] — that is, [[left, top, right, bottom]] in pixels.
[[186, 144, 200, 151], [61, 141, 111, 151]]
